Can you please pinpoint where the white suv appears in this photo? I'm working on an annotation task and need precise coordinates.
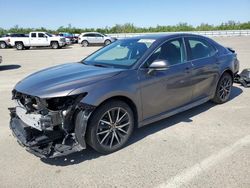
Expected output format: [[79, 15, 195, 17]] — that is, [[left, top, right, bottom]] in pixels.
[[78, 32, 116, 47]]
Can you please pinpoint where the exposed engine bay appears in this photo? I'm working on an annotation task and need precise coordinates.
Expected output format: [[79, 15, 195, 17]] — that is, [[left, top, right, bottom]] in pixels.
[[9, 90, 95, 158]]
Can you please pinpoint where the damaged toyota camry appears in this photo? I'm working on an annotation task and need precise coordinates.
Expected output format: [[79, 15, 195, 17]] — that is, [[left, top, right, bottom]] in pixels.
[[9, 34, 239, 158]]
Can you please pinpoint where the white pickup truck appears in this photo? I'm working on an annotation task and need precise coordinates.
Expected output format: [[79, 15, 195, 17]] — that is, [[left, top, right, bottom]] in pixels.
[[9, 32, 66, 50]]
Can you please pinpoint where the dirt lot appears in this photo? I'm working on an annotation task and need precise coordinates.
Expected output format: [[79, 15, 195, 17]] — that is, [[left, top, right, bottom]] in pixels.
[[0, 37, 250, 188]]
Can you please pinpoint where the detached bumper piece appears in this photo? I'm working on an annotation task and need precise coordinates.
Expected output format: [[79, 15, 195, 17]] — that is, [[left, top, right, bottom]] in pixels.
[[234, 68, 250, 87], [9, 108, 85, 158]]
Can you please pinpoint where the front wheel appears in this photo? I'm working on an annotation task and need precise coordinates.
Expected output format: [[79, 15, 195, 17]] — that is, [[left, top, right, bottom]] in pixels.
[[0, 41, 7, 49], [81, 40, 89, 47], [86, 100, 134, 154], [212, 72, 233, 104], [104, 39, 111, 46], [51, 41, 59, 49]]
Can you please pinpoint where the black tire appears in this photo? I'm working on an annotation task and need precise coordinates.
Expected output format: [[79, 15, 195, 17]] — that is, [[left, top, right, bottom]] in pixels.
[[212, 72, 233, 104], [104, 39, 111, 46], [16, 42, 24, 50], [51, 41, 59, 49], [86, 100, 134, 154], [0, 41, 7, 49], [81, 40, 89, 47]]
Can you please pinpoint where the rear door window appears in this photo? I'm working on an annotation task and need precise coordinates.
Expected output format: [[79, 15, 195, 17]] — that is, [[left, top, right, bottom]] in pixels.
[[31, 33, 37, 38], [185, 37, 216, 60], [84, 33, 95, 37], [95, 34, 103, 37]]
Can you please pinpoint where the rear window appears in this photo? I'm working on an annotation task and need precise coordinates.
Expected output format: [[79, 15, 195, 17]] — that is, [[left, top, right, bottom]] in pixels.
[[31, 33, 36, 38]]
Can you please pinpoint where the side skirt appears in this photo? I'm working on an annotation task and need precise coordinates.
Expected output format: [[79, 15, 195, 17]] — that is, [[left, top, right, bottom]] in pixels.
[[139, 96, 212, 127]]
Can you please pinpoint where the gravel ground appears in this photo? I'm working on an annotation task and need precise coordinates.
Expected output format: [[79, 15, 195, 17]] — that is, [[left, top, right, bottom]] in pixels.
[[0, 37, 249, 188]]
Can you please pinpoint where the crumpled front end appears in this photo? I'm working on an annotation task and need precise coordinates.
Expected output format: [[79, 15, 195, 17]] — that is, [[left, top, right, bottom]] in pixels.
[[9, 90, 95, 158]]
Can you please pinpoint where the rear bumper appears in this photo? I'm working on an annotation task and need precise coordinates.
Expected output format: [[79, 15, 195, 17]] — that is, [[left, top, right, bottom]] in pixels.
[[9, 108, 85, 158], [234, 59, 240, 76]]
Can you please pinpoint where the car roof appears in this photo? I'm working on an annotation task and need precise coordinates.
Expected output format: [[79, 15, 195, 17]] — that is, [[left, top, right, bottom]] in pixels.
[[123, 33, 207, 41], [81, 32, 102, 34]]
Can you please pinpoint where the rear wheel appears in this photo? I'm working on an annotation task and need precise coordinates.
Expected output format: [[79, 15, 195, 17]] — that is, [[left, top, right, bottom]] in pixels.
[[51, 41, 59, 49], [16, 42, 24, 50], [86, 100, 134, 154], [81, 40, 89, 47], [212, 72, 233, 104], [0, 41, 7, 49]]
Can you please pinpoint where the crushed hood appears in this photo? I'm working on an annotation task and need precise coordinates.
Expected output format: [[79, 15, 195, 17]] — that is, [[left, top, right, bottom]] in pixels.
[[15, 63, 122, 98]]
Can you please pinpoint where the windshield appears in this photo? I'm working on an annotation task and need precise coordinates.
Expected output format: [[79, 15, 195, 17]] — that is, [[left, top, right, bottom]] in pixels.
[[45, 33, 53, 37], [61, 33, 73, 37], [83, 38, 155, 68]]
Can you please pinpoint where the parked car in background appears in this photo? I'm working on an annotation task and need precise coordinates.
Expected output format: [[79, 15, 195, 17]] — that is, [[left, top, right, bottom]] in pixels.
[[0, 33, 27, 49], [9, 34, 239, 158], [65, 38, 72, 45], [9, 32, 66, 50], [73, 33, 80, 43], [0, 35, 10, 49], [58, 32, 76, 43], [78, 32, 117, 47]]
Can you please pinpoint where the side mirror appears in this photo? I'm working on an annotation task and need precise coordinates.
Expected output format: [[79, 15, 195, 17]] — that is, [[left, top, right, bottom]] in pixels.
[[148, 59, 169, 74]]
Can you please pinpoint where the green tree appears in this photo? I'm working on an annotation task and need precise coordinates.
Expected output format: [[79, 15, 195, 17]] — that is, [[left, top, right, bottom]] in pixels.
[[1, 21, 250, 36]]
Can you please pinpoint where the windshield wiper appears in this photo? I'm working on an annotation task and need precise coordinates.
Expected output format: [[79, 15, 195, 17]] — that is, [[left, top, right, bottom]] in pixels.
[[82, 61, 113, 68], [93, 64, 111, 68]]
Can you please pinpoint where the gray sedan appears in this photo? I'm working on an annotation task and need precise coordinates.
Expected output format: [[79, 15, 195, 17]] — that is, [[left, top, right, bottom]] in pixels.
[[9, 34, 239, 158]]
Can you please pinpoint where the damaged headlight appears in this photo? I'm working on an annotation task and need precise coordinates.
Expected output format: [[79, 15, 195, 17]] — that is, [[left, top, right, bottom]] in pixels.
[[45, 93, 87, 111]]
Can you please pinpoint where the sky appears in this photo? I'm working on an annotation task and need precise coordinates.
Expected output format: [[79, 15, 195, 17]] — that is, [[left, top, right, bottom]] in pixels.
[[0, 0, 250, 29]]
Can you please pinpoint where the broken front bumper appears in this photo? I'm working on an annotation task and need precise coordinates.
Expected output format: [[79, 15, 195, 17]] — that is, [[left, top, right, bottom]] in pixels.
[[9, 108, 86, 158]]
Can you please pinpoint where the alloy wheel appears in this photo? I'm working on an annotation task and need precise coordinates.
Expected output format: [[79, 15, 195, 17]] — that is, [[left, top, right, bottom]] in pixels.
[[218, 76, 232, 101], [82, 41, 88, 47], [52, 42, 58, 49], [104, 40, 111, 45], [16, 43, 23, 50], [96, 107, 131, 148], [0, 42, 6, 49]]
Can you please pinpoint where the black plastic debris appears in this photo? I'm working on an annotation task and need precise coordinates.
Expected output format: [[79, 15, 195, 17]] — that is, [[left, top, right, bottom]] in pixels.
[[234, 69, 250, 87]]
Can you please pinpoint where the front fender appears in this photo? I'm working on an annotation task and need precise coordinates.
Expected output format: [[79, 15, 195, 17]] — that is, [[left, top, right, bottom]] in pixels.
[[69, 70, 142, 121]]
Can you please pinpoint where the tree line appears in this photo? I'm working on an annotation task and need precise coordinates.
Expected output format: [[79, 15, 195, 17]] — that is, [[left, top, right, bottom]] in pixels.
[[1, 21, 250, 35]]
